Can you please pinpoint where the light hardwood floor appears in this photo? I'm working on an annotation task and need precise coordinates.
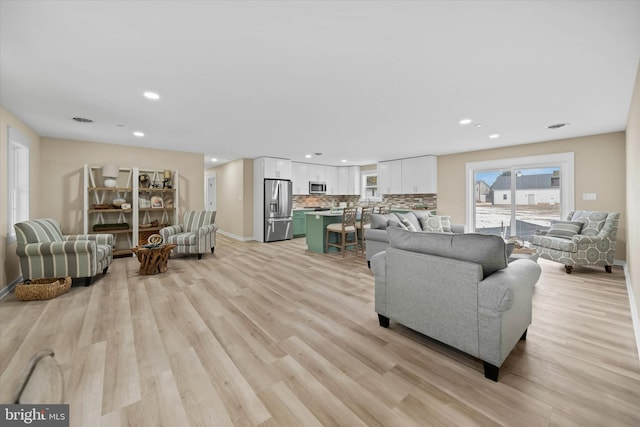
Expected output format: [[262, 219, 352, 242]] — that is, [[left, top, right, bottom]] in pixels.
[[1, 235, 639, 426]]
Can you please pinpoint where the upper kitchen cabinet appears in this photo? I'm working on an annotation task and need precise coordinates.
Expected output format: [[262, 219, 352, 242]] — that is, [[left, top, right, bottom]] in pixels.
[[401, 155, 437, 194], [308, 163, 326, 182], [337, 166, 361, 195], [378, 160, 402, 194], [257, 157, 292, 180], [292, 162, 310, 195], [325, 166, 338, 195], [378, 156, 437, 194]]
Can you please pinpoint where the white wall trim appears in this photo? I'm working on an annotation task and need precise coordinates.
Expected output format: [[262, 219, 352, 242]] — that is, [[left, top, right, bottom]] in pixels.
[[622, 262, 640, 362], [0, 275, 23, 300], [217, 229, 254, 242]]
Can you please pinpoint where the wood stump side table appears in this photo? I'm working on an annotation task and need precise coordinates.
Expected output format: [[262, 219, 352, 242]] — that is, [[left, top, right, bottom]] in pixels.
[[132, 244, 176, 275]]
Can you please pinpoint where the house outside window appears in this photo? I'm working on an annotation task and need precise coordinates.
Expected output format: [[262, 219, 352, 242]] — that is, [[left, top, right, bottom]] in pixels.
[[7, 126, 30, 243]]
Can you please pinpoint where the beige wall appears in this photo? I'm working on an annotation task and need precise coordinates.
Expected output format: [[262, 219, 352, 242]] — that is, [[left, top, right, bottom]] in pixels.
[[437, 131, 627, 261], [1, 107, 42, 287], [626, 64, 640, 321], [39, 138, 204, 235], [210, 159, 254, 239]]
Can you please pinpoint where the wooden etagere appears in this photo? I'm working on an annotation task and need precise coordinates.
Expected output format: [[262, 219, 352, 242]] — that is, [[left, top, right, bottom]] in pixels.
[[83, 165, 179, 255]]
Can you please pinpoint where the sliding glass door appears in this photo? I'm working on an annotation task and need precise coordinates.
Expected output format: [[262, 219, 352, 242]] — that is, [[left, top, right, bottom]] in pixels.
[[467, 153, 574, 242]]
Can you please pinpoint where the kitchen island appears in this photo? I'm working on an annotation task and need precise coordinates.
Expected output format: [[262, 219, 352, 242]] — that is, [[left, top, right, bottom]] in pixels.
[[305, 211, 344, 253]]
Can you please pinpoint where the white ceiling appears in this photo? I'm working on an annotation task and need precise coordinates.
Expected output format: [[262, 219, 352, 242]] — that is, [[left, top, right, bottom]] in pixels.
[[1, 1, 639, 170]]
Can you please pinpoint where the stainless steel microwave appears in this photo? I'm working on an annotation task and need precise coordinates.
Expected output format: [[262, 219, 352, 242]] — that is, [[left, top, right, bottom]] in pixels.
[[309, 181, 327, 194]]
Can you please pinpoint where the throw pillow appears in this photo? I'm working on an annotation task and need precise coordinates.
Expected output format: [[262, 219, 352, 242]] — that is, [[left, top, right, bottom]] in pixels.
[[428, 212, 452, 232], [370, 213, 400, 230], [389, 219, 408, 230], [395, 212, 421, 231], [547, 220, 583, 238], [399, 217, 418, 232], [419, 215, 444, 233]]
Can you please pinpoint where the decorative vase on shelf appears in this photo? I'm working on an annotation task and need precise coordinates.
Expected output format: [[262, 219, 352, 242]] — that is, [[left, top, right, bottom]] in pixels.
[[102, 164, 119, 188]]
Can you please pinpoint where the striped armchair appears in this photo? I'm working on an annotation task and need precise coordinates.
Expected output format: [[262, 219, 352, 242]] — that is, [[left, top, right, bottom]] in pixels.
[[160, 211, 217, 259], [14, 218, 113, 286]]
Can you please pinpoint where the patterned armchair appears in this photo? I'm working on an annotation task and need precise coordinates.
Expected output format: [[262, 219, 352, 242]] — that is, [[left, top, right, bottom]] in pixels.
[[531, 210, 619, 274], [14, 218, 113, 286], [160, 211, 217, 259]]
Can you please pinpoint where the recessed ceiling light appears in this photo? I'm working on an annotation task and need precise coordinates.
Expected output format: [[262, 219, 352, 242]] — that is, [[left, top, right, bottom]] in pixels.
[[459, 118, 472, 125], [489, 134, 500, 139], [341, 159, 347, 163], [143, 91, 160, 100], [547, 123, 569, 129], [72, 117, 93, 123], [314, 152, 323, 156], [211, 158, 218, 162], [133, 131, 144, 137], [305, 154, 312, 158]]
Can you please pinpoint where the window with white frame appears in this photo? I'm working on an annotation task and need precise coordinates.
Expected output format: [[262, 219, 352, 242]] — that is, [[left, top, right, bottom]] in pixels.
[[7, 126, 30, 243], [361, 171, 381, 201]]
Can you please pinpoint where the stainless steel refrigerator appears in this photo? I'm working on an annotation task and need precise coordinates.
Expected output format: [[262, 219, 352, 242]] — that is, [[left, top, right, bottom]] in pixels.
[[264, 179, 293, 242]]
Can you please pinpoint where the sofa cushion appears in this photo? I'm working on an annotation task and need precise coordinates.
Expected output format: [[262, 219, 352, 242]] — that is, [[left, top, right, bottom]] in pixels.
[[371, 213, 399, 230], [419, 215, 444, 233], [398, 216, 418, 232], [547, 220, 583, 238], [396, 212, 421, 231], [387, 227, 509, 278]]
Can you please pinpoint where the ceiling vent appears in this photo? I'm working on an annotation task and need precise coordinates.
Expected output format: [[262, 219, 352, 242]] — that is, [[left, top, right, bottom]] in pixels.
[[72, 117, 93, 123], [547, 123, 568, 129]]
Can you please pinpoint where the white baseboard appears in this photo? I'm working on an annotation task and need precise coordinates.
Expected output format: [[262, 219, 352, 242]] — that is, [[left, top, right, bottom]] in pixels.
[[217, 230, 255, 242], [0, 276, 23, 300], [622, 262, 640, 362]]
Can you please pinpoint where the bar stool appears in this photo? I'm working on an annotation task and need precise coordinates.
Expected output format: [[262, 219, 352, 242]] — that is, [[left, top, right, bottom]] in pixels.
[[355, 207, 372, 256], [326, 207, 358, 256]]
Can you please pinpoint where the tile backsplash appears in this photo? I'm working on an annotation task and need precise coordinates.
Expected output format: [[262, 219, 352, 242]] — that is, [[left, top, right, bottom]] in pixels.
[[293, 193, 437, 210]]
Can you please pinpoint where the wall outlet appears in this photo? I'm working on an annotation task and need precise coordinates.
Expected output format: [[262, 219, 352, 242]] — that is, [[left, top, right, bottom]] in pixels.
[[583, 193, 597, 200]]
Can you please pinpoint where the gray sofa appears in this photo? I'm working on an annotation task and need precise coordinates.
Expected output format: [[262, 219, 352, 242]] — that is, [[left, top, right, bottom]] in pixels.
[[364, 211, 466, 265], [371, 227, 541, 381]]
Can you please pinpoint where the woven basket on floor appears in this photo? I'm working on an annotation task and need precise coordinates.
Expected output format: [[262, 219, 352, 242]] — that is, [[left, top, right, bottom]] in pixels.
[[15, 277, 71, 301]]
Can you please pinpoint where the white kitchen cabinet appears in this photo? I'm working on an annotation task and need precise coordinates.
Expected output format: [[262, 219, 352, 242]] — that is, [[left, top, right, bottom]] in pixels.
[[308, 164, 326, 182], [260, 157, 292, 180], [292, 162, 309, 195], [401, 155, 437, 193], [325, 166, 338, 195], [378, 160, 402, 194], [337, 166, 360, 195]]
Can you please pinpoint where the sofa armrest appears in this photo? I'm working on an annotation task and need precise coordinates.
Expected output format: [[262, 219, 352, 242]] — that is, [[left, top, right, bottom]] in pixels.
[[451, 224, 467, 234], [478, 259, 541, 312], [65, 234, 114, 246], [160, 224, 184, 238], [197, 223, 217, 237], [371, 251, 387, 278], [364, 228, 389, 243], [17, 240, 97, 257], [571, 234, 603, 244]]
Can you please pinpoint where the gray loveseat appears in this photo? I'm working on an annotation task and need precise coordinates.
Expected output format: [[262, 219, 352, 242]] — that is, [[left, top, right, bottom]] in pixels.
[[364, 211, 466, 265], [371, 227, 541, 381]]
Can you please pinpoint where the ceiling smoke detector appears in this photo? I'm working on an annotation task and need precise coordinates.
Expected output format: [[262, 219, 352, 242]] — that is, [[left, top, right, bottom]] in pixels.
[[547, 123, 569, 129], [72, 117, 93, 123]]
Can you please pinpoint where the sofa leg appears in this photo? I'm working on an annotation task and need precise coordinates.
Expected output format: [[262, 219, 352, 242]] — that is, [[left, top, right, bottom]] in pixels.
[[197, 253, 202, 260], [378, 314, 390, 328], [483, 362, 500, 382], [605, 265, 612, 273], [103, 267, 109, 274], [84, 277, 92, 287], [520, 329, 527, 340], [211, 247, 215, 254], [564, 265, 573, 274], [367, 260, 371, 269]]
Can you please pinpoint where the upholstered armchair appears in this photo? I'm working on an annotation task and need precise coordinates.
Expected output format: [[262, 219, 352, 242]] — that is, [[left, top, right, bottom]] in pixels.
[[530, 210, 619, 274], [160, 211, 217, 259], [14, 218, 113, 286]]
